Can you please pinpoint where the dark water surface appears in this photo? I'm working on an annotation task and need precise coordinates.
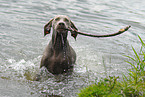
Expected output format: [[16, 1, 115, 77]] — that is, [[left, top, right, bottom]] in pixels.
[[0, 0, 145, 96]]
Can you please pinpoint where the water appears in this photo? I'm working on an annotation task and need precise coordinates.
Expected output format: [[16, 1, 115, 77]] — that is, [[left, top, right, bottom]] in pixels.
[[0, 0, 145, 96]]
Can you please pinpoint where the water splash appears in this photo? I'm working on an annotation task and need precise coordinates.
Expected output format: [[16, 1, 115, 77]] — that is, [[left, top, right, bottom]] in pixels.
[[4, 56, 41, 80]]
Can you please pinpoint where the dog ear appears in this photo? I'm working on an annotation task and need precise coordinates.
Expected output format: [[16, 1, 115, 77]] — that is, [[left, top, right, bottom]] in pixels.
[[70, 21, 78, 40], [44, 19, 54, 36]]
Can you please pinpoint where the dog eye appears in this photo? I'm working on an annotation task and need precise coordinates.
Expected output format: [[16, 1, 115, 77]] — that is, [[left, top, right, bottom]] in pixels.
[[55, 17, 60, 21], [64, 18, 69, 22]]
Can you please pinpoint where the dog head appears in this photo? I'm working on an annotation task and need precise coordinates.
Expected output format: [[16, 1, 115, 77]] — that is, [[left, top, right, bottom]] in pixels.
[[44, 15, 78, 39]]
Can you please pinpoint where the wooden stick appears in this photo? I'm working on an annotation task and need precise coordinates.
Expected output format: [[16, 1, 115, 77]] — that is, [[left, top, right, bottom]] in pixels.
[[68, 25, 131, 38]]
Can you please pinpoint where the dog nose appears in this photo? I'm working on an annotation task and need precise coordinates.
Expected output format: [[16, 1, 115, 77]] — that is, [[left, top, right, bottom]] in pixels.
[[59, 22, 65, 26]]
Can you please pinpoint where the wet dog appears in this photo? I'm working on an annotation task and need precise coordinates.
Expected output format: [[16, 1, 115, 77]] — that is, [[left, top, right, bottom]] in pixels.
[[40, 15, 78, 74]]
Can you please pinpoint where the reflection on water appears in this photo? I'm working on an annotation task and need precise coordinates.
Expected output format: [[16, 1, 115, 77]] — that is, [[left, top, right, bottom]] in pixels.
[[0, 0, 145, 96]]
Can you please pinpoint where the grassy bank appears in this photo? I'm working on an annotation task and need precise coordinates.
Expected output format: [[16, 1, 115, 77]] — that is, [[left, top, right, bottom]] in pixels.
[[78, 36, 145, 97]]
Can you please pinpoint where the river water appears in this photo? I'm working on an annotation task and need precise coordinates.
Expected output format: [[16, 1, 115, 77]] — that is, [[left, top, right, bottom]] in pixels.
[[0, 0, 145, 97]]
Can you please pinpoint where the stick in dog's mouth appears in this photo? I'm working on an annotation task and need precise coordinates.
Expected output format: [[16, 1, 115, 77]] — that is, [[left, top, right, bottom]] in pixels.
[[66, 25, 131, 38]]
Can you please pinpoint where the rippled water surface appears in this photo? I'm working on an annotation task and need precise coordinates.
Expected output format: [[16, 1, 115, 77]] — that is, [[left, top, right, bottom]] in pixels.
[[1, 0, 145, 96]]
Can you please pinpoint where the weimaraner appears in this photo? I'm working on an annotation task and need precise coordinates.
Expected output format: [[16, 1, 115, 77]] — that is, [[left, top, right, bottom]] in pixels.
[[40, 15, 78, 74], [40, 15, 131, 75]]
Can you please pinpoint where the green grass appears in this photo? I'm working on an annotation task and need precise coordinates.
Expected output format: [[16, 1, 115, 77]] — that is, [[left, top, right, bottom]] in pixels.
[[78, 35, 145, 97]]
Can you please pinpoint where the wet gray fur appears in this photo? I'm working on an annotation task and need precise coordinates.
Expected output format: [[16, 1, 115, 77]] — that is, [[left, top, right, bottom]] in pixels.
[[40, 15, 78, 74]]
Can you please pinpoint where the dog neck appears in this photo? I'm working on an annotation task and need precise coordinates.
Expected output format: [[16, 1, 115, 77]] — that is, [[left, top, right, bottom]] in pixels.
[[51, 31, 68, 56]]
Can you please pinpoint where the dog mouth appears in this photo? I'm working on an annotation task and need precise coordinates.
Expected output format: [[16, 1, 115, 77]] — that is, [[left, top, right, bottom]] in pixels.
[[56, 27, 68, 32], [57, 28, 66, 31]]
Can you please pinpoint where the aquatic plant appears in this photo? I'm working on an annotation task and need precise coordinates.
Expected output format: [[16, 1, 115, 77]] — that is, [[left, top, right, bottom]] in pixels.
[[78, 35, 145, 97]]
